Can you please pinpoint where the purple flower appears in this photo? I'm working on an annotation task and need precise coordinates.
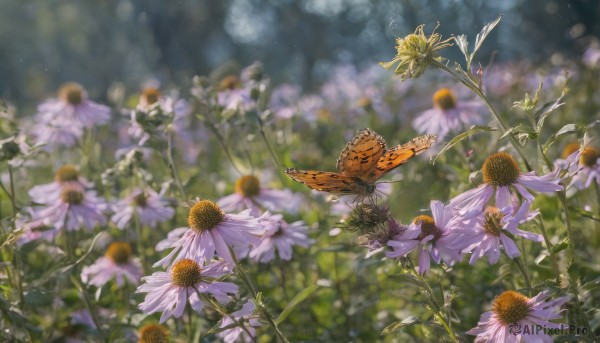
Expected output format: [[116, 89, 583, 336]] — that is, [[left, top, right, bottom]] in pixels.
[[448, 202, 541, 265], [449, 152, 563, 216], [37, 82, 110, 128], [467, 290, 569, 343], [28, 165, 92, 204], [386, 200, 462, 274], [111, 188, 174, 229], [154, 200, 261, 268], [412, 88, 484, 139], [28, 183, 107, 232], [137, 259, 238, 323], [217, 175, 302, 215], [249, 213, 313, 263], [81, 242, 142, 287], [556, 142, 600, 191], [218, 300, 262, 343], [31, 119, 83, 151], [269, 84, 301, 120]]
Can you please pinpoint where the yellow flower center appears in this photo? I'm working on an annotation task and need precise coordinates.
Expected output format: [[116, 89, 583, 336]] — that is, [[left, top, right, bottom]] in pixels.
[[561, 142, 580, 159], [235, 175, 261, 197], [188, 200, 225, 232], [483, 207, 503, 236], [432, 88, 457, 110], [413, 215, 441, 241], [60, 185, 84, 205], [55, 165, 80, 182], [138, 324, 169, 343], [58, 82, 85, 105], [219, 75, 240, 91], [580, 146, 600, 167], [105, 242, 132, 264], [492, 290, 531, 325], [132, 192, 148, 207], [356, 97, 372, 109], [482, 152, 521, 187], [140, 88, 160, 107], [170, 259, 201, 287]]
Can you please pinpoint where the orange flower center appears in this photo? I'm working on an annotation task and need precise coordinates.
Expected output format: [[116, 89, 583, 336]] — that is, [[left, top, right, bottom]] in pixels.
[[482, 152, 521, 187], [492, 290, 531, 325], [138, 324, 169, 343], [55, 165, 80, 182], [413, 215, 441, 241], [432, 88, 457, 110], [58, 82, 85, 105], [60, 185, 84, 205], [170, 259, 201, 287], [580, 146, 600, 167], [483, 207, 503, 236], [188, 200, 225, 232], [219, 75, 241, 91], [105, 242, 132, 264], [235, 175, 261, 197], [561, 142, 580, 159]]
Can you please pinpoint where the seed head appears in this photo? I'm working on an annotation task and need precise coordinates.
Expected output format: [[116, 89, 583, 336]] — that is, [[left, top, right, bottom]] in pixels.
[[492, 290, 531, 325], [482, 152, 521, 187]]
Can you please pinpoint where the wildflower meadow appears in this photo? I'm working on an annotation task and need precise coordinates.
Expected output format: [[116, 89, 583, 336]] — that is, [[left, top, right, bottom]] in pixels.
[[1, 9, 600, 343]]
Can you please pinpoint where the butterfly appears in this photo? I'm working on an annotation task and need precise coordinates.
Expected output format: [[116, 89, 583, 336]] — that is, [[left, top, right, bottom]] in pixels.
[[285, 128, 436, 196]]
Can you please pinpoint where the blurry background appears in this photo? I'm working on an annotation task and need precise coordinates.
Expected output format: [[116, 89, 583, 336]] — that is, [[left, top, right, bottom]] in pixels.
[[0, 0, 598, 109]]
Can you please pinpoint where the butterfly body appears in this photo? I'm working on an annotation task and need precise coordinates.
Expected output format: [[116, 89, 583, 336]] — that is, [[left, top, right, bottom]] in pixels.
[[285, 128, 436, 196]]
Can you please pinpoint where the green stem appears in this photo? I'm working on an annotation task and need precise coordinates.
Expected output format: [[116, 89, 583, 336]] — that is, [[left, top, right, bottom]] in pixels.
[[198, 290, 257, 343], [535, 217, 561, 283], [407, 258, 460, 343], [166, 132, 187, 201], [205, 121, 243, 175], [511, 256, 532, 295], [433, 61, 532, 172], [228, 246, 290, 343], [69, 274, 107, 342]]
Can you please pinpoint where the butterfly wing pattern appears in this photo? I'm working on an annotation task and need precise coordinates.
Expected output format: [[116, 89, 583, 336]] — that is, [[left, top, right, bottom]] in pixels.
[[285, 128, 436, 196]]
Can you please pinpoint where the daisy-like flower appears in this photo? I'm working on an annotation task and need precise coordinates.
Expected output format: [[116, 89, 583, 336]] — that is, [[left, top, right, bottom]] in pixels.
[[269, 84, 301, 120], [386, 200, 462, 274], [37, 82, 110, 128], [154, 200, 261, 268], [449, 152, 563, 216], [216, 75, 255, 112], [467, 290, 569, 342], [448, 202, 541, 265], [249, 213, 313, 263], [31, 117, 84, 151], [217, 175, 302, 215], [111, 188, 174, 229], [412, 88, 484, 139], [81, 242, 143, 287], [137, 259, 238, 323], [28, 165, 92, 203], [218, 300, 262, 343], [557, 142, 600, 191], [137, 323, 170, 343], [28, 183, 107, 232]]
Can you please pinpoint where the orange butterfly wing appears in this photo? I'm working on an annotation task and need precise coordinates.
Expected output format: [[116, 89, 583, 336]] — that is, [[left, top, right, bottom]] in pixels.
[[365, 134, 437, 183], [285, 168, 362, 194], [336, 128, 386, 178]]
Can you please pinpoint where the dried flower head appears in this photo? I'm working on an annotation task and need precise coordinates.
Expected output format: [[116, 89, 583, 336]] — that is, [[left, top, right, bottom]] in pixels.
[[380, 24, 453, 80]]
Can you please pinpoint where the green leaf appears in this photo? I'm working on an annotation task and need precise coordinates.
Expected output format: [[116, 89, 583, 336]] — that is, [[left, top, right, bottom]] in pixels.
[[571, 207, 600, 222], [535, 93, 566, 131], [472, 15, 503, 59], [389, 273, 423, 287], [432, 126, 497, 164], [381, 316, 420, 335], [453, 34, 469, 62], [275, 284, 319, 325], [542, 123, 581, 153]]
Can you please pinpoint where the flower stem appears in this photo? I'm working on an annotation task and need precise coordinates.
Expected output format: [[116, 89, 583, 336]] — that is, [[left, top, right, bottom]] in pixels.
[[228, 246, 290, 343], [534, 217, 561, 283], [69, 274, 107, 342], [166, 132, 187, 201], [407, 258, 460, 343], [511, 256, 532, 295], [198, 291, 257, 342], [432, 61, 532, 172], [205, 121, 243, 175]]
